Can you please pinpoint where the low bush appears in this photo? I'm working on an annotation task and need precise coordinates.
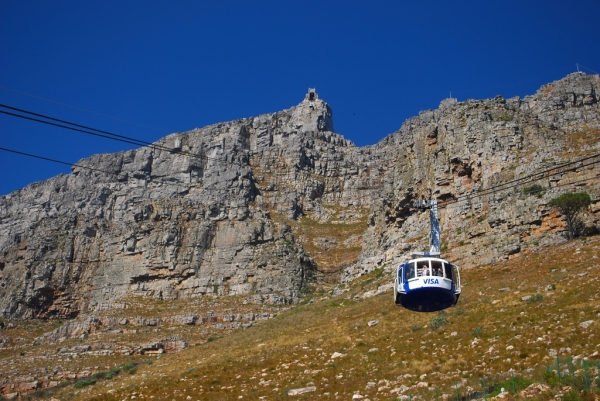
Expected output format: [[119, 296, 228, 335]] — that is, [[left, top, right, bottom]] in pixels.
[[489, 375, 532, 396], [74, 378, 97, 389], [526, 293, 543, 304], [522, 184, 545, 198], [543, 370, 560, 387], [92, 366, 119, 380], [430, 314, 448, 330], [122, 363, 137, 374]]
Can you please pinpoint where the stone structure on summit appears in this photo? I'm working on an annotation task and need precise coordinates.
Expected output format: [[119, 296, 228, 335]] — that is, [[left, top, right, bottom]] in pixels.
[[1, 73, 599, 319]]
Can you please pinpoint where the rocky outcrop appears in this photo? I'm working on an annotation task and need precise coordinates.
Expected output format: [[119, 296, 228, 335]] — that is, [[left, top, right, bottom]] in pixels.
[[343, 72, 600, 280], [1, 74, 600, 319], [0, 97, 335, 318]]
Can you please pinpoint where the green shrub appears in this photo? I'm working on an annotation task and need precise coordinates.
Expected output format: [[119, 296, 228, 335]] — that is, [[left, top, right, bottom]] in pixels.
[[92, 370, 111, 380], [549, 192, 592, 239], [561, 389, 585, 401], [121, 363, 137, 375], [526, 293, 543, 304], [496, 112, 513, 122], [74, 378, 97, 389], [510, 376, 533, 394], [522, 184, 545, 198], [543, 370, 561, 386], [430, 314, 448, 330], [91, 366, 121, 380], [489, 375, 532, 396], [472, 325, 483, 336]]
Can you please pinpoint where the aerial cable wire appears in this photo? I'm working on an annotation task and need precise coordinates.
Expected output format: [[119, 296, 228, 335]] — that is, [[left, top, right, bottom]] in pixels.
[[0, 109, 148, 148], [443, 152, 600, 206], [0, 146, 248, 200], [0, 103, 155, 146], [0, 103, 194, 156], [2, 145, 598, 214], [0, 103, 358, 178], [407, 153, 600, 211], [0, 146, 115, 176], [444, 175, 599, 211], [0, 103, 252, 169], [3, 101, 596, 196], [405, 153, 600, 210], [439, 169, 600, 211], [575, 64, 599, 75], [454, 155, 600, 203], [475, 152, 599, 195], [0, 85, 169, 133], [2, 103, 599, 196]]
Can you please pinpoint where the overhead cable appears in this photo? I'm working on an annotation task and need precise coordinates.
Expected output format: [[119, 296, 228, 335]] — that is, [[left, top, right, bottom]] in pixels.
[[0, 146, 242, 196], [444, 152, 600, 206], [440, 171, 600, 211], [0, 103, 359, 178], [0, 103, 250, 169], [0, 85, 169, 133]]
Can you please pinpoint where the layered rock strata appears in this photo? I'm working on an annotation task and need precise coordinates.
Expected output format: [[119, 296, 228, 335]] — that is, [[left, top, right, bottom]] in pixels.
[[1, 73, 600, 319]]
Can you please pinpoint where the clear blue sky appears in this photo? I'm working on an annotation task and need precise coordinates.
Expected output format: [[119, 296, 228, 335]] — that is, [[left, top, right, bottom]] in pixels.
[[1, 1, 599, 195]]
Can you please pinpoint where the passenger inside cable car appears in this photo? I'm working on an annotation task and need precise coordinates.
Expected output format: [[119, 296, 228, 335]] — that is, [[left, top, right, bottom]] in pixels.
[[400, 260, 455, 282]]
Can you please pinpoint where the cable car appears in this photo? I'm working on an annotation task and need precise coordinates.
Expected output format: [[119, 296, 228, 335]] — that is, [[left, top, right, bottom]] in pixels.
[[394, 199, 461, 312]]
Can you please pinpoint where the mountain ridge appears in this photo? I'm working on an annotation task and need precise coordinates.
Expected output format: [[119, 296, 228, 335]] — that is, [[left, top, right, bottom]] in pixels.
[[1, 73, 599, 320]]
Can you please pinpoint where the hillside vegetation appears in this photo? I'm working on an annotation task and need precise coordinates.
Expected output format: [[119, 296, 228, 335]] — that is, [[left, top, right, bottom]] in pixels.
[[1, 235, 598, 400], [1, 73, 600, 400]]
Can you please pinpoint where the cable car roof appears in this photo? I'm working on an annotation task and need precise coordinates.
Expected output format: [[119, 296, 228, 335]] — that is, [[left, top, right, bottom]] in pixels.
[[404, 256, 453, 264]]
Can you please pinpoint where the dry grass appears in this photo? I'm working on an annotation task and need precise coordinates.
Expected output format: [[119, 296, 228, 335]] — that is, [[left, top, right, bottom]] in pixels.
[[272, 206, 368, 279], [251, 163, 369, 279], [562, 127, 600, 157], [8, 235, 590, 400]]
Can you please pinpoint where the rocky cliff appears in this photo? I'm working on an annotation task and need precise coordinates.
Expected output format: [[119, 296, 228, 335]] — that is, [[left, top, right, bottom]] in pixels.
[[1, 75, 599, 319]]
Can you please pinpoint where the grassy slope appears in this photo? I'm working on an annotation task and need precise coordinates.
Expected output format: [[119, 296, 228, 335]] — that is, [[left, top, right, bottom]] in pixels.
[[42, 235, 600, 401]]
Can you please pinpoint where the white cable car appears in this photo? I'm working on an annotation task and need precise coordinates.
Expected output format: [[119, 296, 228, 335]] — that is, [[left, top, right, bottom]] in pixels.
[[394, 199, 461, 312]]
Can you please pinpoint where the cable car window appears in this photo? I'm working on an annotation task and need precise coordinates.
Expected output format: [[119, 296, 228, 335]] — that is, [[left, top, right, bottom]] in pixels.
[[404, 262, 416, 280], [453, 265, 460, 288], [444, 263, 454, 281], [431, 260, 444, 277], [417, 261, 430, 277]]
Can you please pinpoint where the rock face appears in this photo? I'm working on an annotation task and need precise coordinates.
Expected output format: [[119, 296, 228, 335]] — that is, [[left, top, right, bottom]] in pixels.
[[344, 72, 600, 280], [1, 74, 600, 319]]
